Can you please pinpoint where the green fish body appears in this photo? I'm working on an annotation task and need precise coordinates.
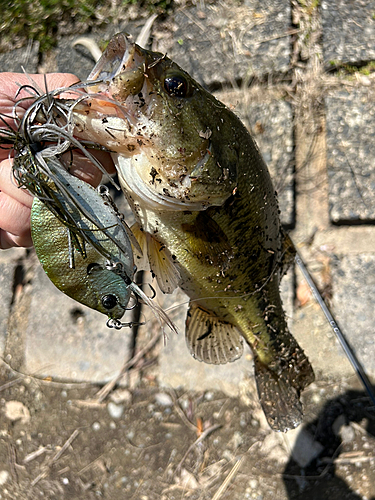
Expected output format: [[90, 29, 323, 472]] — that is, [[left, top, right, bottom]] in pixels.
[[70, 33, 314, 431]]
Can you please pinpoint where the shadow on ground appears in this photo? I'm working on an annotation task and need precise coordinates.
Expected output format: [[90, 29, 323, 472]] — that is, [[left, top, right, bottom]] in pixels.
[[283, 388, 375, 500]]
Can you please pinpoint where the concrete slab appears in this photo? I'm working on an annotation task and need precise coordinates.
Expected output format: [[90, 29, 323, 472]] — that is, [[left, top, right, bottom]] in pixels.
[[53, 21, 148, 80], [55, 35, 98, 81], [331, 253, 375, 377], [23, 265, 132, 382], [157, 0, 291, 88], [321, 0, 375, 65], [326, 87, 375, 223], [216, 89, 294, 227]]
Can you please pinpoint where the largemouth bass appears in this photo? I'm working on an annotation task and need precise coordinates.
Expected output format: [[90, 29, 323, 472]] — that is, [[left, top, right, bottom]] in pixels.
[[69, 33, 314, 431]]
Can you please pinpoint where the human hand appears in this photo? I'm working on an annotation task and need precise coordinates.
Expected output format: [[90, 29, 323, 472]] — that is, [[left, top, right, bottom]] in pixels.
[[0, 72, 115, 249]]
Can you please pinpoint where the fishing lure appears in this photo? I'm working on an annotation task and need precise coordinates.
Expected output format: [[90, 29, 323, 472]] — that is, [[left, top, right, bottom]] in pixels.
[[1, 81, 176, 332]]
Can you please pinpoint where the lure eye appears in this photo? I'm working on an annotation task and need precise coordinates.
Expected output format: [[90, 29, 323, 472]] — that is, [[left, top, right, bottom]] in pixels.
[[101, 294, 118, 310], [164, 75, 189, 97]]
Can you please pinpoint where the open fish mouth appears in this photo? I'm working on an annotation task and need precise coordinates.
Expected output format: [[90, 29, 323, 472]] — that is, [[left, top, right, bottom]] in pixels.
[[86, 33, 147, 97], [70, 32, 231, 211], [70, 33, 154, 156]]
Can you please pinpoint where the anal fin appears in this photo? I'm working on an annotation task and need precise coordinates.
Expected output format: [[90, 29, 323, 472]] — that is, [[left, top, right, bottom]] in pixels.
[[185, 304, 243, 364]]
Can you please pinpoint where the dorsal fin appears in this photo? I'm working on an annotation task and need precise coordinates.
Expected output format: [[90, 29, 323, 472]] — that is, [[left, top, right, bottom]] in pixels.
[[185, 304, 243, 364]]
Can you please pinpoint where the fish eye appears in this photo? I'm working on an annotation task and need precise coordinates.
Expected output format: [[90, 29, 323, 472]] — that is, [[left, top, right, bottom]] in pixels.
[[101, 294, 118, 310], [164, 74, 189, 98]]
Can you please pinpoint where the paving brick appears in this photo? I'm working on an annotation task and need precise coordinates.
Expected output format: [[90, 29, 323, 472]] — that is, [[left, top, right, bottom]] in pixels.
[[55, 35, 99, 82], [158, 0, 291, 88], [321, 0, 375, 65], [0, 42, 39, 73], [0, 263, 15, 355], [325, 87, 375, 223], [24, 265, 132, 382], [331, 253, 375, 377], [217, 90, 294, 227]]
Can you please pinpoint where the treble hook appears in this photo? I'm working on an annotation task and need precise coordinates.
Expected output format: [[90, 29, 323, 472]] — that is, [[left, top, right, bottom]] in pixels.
[[106, 318, 146, 330]]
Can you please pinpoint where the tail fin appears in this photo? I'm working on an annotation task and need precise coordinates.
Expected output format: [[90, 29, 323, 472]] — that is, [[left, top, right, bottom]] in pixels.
[[253, 330, 315, 432], [254, 357, 304, 432]]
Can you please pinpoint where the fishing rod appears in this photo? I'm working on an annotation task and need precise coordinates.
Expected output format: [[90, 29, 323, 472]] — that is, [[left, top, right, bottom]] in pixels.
[[295, 250, 375, 406]]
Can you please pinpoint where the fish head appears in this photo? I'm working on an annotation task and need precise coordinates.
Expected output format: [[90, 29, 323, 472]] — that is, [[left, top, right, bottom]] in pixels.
[[72, 33, 239, 211]]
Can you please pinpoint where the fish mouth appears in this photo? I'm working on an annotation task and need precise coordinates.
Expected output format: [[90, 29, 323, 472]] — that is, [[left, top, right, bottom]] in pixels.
[[71, 33, 228, 211], [70, 33, 153, 155], [87, 33, 135, 83], [86, 33, 147, 100]]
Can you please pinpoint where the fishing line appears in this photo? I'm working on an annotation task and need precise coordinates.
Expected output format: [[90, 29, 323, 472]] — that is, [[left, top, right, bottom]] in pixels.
[[157, 245, 292, 315], [295, 250, 375, 407]]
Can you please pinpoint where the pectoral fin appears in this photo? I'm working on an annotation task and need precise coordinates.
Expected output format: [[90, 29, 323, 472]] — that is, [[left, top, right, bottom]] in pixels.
[[185, 304, 243, 364], [130, 222, 149, 271], [146, 233, 180, 294], [130, 223, 180, 294]]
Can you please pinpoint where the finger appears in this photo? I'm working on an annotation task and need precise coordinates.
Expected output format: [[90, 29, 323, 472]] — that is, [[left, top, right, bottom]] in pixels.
[[64, 149, 116, 188], [0, 158, 34, 207], [0, 145, 13, 163], [0, 73, 80, 127], [0, 190, 32, 249], [0, 229, 33, 249]]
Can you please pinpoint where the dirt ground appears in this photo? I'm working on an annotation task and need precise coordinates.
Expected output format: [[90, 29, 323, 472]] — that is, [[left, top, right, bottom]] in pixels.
[[0, 360, 374, 500]]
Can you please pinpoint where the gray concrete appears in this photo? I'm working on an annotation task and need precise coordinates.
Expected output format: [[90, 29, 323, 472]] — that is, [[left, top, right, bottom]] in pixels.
[[54, 21, 147, 80], [0, 42, 39, 73], [326, 87, 375, 223], [331, 253, 375, 376], [0, 263, 15, 355], [157, 0, 291, 88], [55, 35, 98, 81], [23, 265, 132, 382], [321, 0, 375, 66]]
